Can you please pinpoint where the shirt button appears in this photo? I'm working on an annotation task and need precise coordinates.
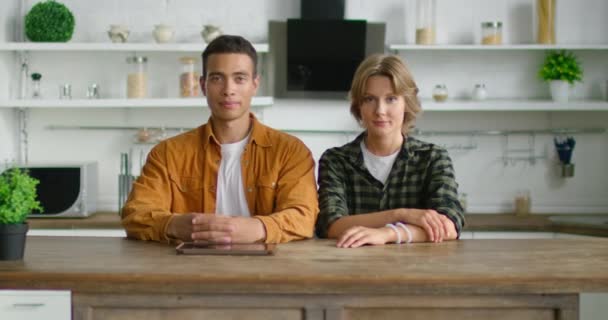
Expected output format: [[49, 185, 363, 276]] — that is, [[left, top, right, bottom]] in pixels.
[[247, 187, 252, 192]]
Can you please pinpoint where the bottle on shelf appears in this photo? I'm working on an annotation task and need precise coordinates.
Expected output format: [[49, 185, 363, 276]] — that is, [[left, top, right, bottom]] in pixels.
[[415, 0, 436, 45], [31, 72, 42, 99], [20, 57, 29, 99], [536, 0, 555, 44], [126, 56, 148, 99]]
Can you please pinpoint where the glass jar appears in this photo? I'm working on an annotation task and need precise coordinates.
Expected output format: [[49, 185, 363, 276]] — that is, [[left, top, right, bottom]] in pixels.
[[536, 0, 555, 44], [432, 84, 448, 102], [179, 57, 200, 98], [481, 21, 502, 45], [127, 56, 148, 98], [514, 189, 531, 216], [472, 83, 487, 101], [31, 72, 42, 99], [415, 0, 436, 45]]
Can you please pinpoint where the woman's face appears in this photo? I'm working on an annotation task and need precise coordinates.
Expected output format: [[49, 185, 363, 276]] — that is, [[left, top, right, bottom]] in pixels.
[[359, 75, 405, 140]]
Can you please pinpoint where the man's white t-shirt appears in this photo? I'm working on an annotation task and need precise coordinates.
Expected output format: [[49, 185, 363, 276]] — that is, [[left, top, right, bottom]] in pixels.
[[215, 134, 251, 217], [360, 140, 400, 185]]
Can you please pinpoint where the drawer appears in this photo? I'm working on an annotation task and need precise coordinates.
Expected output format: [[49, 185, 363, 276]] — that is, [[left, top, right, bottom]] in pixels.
[[0, 290, 71, 320]]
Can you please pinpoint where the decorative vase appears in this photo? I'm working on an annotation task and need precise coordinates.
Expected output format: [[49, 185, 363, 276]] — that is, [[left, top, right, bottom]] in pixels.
[[0, 223, 29, 260], [153, 24, 174, 43], [549, 80, 569, 102], [201, 25, 222, 43], [108, 25, 130, 43]]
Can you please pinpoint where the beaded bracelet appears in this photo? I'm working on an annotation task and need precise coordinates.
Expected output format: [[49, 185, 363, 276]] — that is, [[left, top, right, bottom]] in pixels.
[[396, 222, 413, 244], [385, 223, 401, 244]]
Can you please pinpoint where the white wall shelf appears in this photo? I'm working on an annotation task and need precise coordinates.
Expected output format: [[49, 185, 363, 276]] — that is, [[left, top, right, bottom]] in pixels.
[[0, 42, 269, 53], [0, 96, 274, 108], [389, 44, 608, 51], [421, 99, 608, 111], [274, 98, 608, 111]]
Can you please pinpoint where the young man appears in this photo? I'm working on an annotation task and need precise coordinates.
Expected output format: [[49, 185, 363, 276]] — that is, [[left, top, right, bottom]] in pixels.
[[122, 35, 318, 244]]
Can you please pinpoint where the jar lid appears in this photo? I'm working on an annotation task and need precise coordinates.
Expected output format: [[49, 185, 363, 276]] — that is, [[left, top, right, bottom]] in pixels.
[[126, 56, 148, 63], [179, 56, 198, 64], [435, 84, 446, 88], [474, 83, 486, 88], [481, 21, 502, 28]]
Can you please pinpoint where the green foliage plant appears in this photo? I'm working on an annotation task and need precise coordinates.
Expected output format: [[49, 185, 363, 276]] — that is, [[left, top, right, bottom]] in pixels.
[[25, 0, 75, 42], [0, 168, 42, 225], [538, 50, 583, 85]]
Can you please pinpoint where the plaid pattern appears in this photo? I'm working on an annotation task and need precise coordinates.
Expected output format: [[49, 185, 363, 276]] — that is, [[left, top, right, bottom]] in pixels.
[[316, 133, 465, 238]]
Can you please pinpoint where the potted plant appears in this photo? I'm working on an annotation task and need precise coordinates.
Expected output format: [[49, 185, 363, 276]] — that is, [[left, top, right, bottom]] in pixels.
[[25, 0, 75, 42], [0, 167, 42, 260], [538, 50, 583, 102]]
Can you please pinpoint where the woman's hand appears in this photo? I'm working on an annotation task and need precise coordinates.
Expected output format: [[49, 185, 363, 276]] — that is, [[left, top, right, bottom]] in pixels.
[[336, 226, 394, 248], [401, 209, 453, 243]]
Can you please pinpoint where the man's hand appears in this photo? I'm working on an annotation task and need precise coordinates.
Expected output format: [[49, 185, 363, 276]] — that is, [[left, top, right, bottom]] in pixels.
[[190, 214, 267, 244]]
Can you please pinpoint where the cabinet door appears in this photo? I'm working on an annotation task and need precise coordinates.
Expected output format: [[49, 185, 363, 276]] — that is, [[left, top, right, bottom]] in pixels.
[[0, 290, 71, 320]]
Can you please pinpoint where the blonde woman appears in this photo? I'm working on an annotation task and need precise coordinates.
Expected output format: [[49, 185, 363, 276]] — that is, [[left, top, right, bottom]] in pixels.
[[316, 54, 464, 248]]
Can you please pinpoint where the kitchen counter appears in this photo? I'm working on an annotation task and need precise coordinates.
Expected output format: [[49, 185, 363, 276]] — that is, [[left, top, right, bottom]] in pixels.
[[27, 212, 608, 237], [1, 237, 607, 320]]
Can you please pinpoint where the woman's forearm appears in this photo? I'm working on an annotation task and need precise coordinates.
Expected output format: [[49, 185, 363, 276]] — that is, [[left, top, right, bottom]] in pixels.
[[327, 208, 405, 239]]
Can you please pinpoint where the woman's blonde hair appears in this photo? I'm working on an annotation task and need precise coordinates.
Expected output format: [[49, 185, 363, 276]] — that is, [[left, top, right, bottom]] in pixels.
[[349, 54, 421, 134]]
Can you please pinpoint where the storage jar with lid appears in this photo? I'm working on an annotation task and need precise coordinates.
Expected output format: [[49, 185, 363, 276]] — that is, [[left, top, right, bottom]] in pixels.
[[179, 57, 200, 98], [415, 0, 436, 45], [432, 84, 448, 102], [481, 21, 502, 45], [472, 84, 487, 101], [127, 56, 148, 98]]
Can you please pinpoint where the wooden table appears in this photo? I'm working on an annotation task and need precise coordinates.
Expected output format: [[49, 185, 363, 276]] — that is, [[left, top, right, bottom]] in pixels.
[[1, 237, 607, 320], [26, 212, 608, 237]]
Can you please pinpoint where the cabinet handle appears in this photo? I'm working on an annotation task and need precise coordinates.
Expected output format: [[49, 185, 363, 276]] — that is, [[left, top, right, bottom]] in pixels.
[[12, 303, 45, 308]]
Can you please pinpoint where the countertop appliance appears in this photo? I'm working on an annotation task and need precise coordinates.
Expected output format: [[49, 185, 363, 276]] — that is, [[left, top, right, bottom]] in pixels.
[[15, 163, 98, 218]]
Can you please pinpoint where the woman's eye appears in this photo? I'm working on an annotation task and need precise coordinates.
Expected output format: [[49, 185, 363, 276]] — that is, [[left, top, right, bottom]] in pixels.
[[387, 96, 398, 103], [363, 96, 375, 103]]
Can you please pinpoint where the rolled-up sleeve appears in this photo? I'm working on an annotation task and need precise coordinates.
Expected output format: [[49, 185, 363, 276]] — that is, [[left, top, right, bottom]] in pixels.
[[425, 148, 465, 236], [315, 149, 349, 238]]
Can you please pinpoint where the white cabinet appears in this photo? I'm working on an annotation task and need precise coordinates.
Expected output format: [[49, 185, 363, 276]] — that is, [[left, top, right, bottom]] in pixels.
[[0, 290, 71, 320]]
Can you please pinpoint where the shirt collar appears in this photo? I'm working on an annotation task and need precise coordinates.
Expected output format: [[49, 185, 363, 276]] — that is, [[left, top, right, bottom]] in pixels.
[[343, 131, 419, 165], [199, 113, 272, 150]]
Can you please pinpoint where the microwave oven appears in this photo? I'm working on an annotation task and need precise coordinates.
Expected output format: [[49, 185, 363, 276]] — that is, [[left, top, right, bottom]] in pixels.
[[15, 163, 98, 218]]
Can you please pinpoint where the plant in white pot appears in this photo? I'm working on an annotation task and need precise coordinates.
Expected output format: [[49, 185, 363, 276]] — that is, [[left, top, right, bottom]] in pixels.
[[539, 50, 583, 102], [0, 167, 42, 260]]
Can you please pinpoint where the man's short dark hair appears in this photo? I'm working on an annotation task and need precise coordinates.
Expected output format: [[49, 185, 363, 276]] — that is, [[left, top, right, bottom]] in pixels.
[[202, 35, 258, 78]]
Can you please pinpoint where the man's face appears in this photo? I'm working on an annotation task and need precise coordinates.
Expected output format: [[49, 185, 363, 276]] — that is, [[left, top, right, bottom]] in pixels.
[[201, 53, 259, 123]]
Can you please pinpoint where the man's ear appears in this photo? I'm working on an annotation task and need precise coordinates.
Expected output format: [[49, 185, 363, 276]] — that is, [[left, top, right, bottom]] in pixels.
[[200, 75, 206, 96], [252, 74, 260, 92]]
